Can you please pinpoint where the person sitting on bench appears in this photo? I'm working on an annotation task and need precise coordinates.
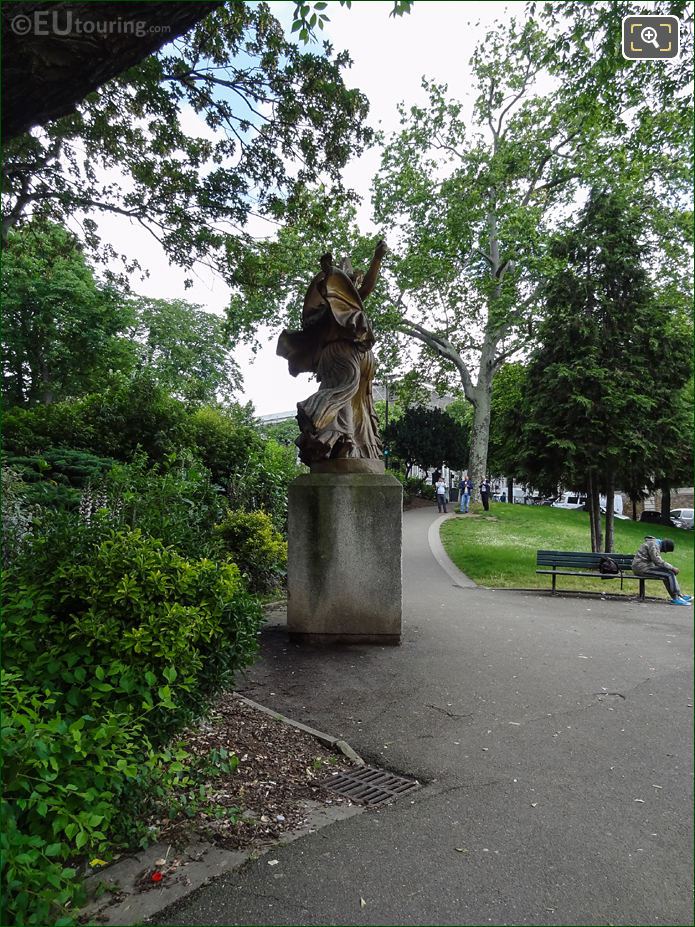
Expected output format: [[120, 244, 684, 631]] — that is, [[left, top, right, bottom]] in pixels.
[[631, 537, 691, 606]]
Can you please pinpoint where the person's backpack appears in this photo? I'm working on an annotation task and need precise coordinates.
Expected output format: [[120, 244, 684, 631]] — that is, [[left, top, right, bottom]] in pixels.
[[598, 555, 624, 589], [598, 556, 620, 575]]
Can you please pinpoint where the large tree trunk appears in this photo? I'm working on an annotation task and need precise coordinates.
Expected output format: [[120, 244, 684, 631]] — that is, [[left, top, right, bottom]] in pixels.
[[467, 384, 492, 502], [660, 481, 672, 521], [588, 472, 596, 551], [591, 487, 603, 553], [604, 471, 615, 553], [588, 471, 603, 552], [40, 357, 53, 405], [507, 477, 514, 504]]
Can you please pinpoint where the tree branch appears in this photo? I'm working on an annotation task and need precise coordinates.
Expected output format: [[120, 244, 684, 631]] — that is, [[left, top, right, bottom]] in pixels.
[[495, 58, 537, 140], [397, 315, 476, 400]]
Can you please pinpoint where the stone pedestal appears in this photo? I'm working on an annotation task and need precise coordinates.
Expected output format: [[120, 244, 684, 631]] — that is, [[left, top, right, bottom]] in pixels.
[[287, 470, 402, 644]]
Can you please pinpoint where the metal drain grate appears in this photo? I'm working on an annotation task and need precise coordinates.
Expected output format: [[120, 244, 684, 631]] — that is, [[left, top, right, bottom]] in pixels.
[[321, 766, 420, 807]]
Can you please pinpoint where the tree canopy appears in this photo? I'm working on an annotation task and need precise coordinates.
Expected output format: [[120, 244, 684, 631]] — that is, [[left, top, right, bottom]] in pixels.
[[2, 219, 245, 408], [2, 3, 374, 286], [127, 297, 240, 404]]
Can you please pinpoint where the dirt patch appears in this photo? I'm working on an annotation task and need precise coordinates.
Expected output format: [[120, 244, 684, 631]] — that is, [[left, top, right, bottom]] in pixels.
[[150, 693, 350, 851]]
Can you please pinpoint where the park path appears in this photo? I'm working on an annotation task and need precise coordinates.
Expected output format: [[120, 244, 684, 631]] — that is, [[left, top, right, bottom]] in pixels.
[[157, 506, 693, 926]]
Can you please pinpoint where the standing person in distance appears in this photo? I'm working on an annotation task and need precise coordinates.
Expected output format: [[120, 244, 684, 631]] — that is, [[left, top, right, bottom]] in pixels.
[[479, 476, 491, 512], [631, 537, 692, 606], [459, 474, 473, 514], [436, 476, 448, 514]]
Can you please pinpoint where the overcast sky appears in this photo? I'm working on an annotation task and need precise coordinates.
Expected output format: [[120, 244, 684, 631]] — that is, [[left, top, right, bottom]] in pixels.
[[93, 1, 529, 415]]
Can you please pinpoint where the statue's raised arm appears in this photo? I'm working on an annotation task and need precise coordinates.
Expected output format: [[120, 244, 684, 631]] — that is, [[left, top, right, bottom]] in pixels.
[[358, 239, 387, 300]]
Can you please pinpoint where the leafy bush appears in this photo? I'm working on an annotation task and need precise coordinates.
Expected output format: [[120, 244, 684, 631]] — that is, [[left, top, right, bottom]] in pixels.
[[5, 447, 115, 487], [185, 405, 263, 487], [2, 374, 188, 463], [96, 452, 226, 560], [403, 476, 425, 496], [2, 401, 95, 457], [419, 483, 436, 501], [215, 509, 288, 593], [227, 439, 304, 533], [1, 520, 263, 925], [5, 522, 262, 733]]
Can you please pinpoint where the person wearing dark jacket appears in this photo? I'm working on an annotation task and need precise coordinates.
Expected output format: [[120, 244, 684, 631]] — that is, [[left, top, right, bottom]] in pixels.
[[631, 537, 691, 606], [480, 478, 491, 511]]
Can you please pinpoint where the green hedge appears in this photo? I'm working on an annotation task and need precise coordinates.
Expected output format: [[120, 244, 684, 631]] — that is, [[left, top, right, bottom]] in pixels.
[[2, 448, 116, 511], [1, 521, 263, 925]]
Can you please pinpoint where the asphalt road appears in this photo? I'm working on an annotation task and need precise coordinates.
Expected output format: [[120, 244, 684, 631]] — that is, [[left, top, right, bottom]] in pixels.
[[157, 507, 693, 926]]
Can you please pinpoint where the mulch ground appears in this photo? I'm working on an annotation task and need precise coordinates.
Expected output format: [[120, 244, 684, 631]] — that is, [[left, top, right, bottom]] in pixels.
[[151, 693, 352, 851]]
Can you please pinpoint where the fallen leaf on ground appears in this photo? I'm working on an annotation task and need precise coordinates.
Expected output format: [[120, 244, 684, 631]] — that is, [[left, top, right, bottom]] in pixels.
[[360, 897, 366, 908]]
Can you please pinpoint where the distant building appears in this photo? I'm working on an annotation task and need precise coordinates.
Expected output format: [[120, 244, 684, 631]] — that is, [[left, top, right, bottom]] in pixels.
[[258, 410, 296, 425]]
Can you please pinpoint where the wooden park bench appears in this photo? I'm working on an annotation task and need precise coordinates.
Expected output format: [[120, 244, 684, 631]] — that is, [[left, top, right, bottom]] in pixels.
[[536, 550, 660, 600]]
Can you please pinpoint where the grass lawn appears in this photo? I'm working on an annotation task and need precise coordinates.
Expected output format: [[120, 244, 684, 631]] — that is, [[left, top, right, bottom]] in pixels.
[[440, 503, 694, 598]]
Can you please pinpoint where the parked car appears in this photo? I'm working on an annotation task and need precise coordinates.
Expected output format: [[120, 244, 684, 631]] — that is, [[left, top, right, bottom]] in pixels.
[[551, 492, 587, 510], [640, 510, 676, 527], [670, 508, 694, 530]]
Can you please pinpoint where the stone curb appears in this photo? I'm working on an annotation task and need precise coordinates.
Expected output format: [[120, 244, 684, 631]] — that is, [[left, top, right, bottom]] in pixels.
[[427, 514, 477, 588], [79, 695, 365, 925], [234, 694, 365, 766]]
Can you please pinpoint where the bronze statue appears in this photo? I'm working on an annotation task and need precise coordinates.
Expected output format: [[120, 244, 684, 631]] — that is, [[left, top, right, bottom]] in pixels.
[[277, 241, 387, 467]]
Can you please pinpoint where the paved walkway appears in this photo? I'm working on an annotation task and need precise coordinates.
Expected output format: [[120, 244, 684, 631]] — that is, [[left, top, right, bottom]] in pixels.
[[158, 507, 693, 926]]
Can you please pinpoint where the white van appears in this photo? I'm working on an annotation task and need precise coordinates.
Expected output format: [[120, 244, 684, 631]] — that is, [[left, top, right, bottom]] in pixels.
[[552, 492, 587, 510], [600, 494, 625, 517], [552, 492, 625, 515]]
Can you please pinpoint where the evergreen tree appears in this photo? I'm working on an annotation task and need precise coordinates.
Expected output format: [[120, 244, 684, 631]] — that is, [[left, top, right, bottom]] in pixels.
[[384, 407, 469, 477], [521, 190, 692, 551]]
